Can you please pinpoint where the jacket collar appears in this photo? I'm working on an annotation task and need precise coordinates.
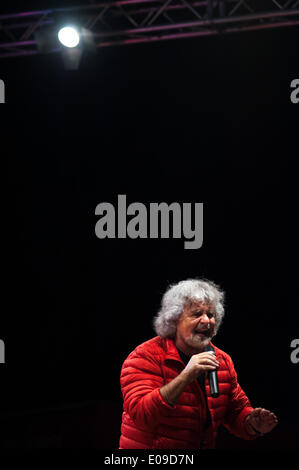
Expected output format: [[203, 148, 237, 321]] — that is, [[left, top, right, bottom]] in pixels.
[[163, 338, 184, 363]]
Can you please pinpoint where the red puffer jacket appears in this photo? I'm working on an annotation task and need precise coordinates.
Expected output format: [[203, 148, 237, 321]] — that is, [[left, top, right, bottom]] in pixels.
[[119, 336, 256, 449]]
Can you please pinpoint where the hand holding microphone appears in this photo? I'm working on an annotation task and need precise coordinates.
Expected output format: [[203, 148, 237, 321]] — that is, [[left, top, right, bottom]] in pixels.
[[181, 349, 219, 386]]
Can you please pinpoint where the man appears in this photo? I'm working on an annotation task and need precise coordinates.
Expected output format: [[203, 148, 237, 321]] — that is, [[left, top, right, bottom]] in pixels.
[[119, 279, 278, 449]]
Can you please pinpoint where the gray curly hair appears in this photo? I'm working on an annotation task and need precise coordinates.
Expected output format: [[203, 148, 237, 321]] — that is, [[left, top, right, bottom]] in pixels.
[[153, 278, 225, 338]]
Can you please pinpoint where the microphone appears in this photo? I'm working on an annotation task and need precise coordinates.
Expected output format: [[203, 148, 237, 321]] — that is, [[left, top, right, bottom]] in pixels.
[[204, 344, 219, 398]]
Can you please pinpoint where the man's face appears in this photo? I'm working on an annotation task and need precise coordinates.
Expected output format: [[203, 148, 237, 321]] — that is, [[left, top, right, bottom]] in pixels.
[[175, 300, 216, 355]]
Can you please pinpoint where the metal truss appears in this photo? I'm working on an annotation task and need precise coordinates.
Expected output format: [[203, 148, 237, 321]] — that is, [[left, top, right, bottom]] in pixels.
[[0, 0, 299, 59]]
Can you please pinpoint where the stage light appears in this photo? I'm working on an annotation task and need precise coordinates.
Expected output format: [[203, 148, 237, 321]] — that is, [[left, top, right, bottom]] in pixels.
[[35, 22, 96, 70], [58, 26, 80, 48]]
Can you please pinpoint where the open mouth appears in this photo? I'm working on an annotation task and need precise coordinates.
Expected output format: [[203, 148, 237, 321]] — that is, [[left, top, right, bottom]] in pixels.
[[194, 330, 210, 337]]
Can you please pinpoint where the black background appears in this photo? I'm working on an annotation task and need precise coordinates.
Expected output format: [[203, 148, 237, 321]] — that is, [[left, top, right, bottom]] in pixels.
[[1, 0, 299, 450]]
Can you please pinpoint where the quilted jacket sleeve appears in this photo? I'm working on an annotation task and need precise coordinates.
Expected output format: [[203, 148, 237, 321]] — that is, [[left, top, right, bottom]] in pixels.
[[120, 348, 175, 430], [223, 354, 257, 440]]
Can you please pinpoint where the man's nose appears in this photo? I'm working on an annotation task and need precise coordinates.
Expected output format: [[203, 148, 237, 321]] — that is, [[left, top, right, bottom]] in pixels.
[[199, 313, 210, 325]]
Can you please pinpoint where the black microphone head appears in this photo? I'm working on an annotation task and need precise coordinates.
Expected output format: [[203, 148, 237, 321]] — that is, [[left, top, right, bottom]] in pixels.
[[204, 344, 217, 357]]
